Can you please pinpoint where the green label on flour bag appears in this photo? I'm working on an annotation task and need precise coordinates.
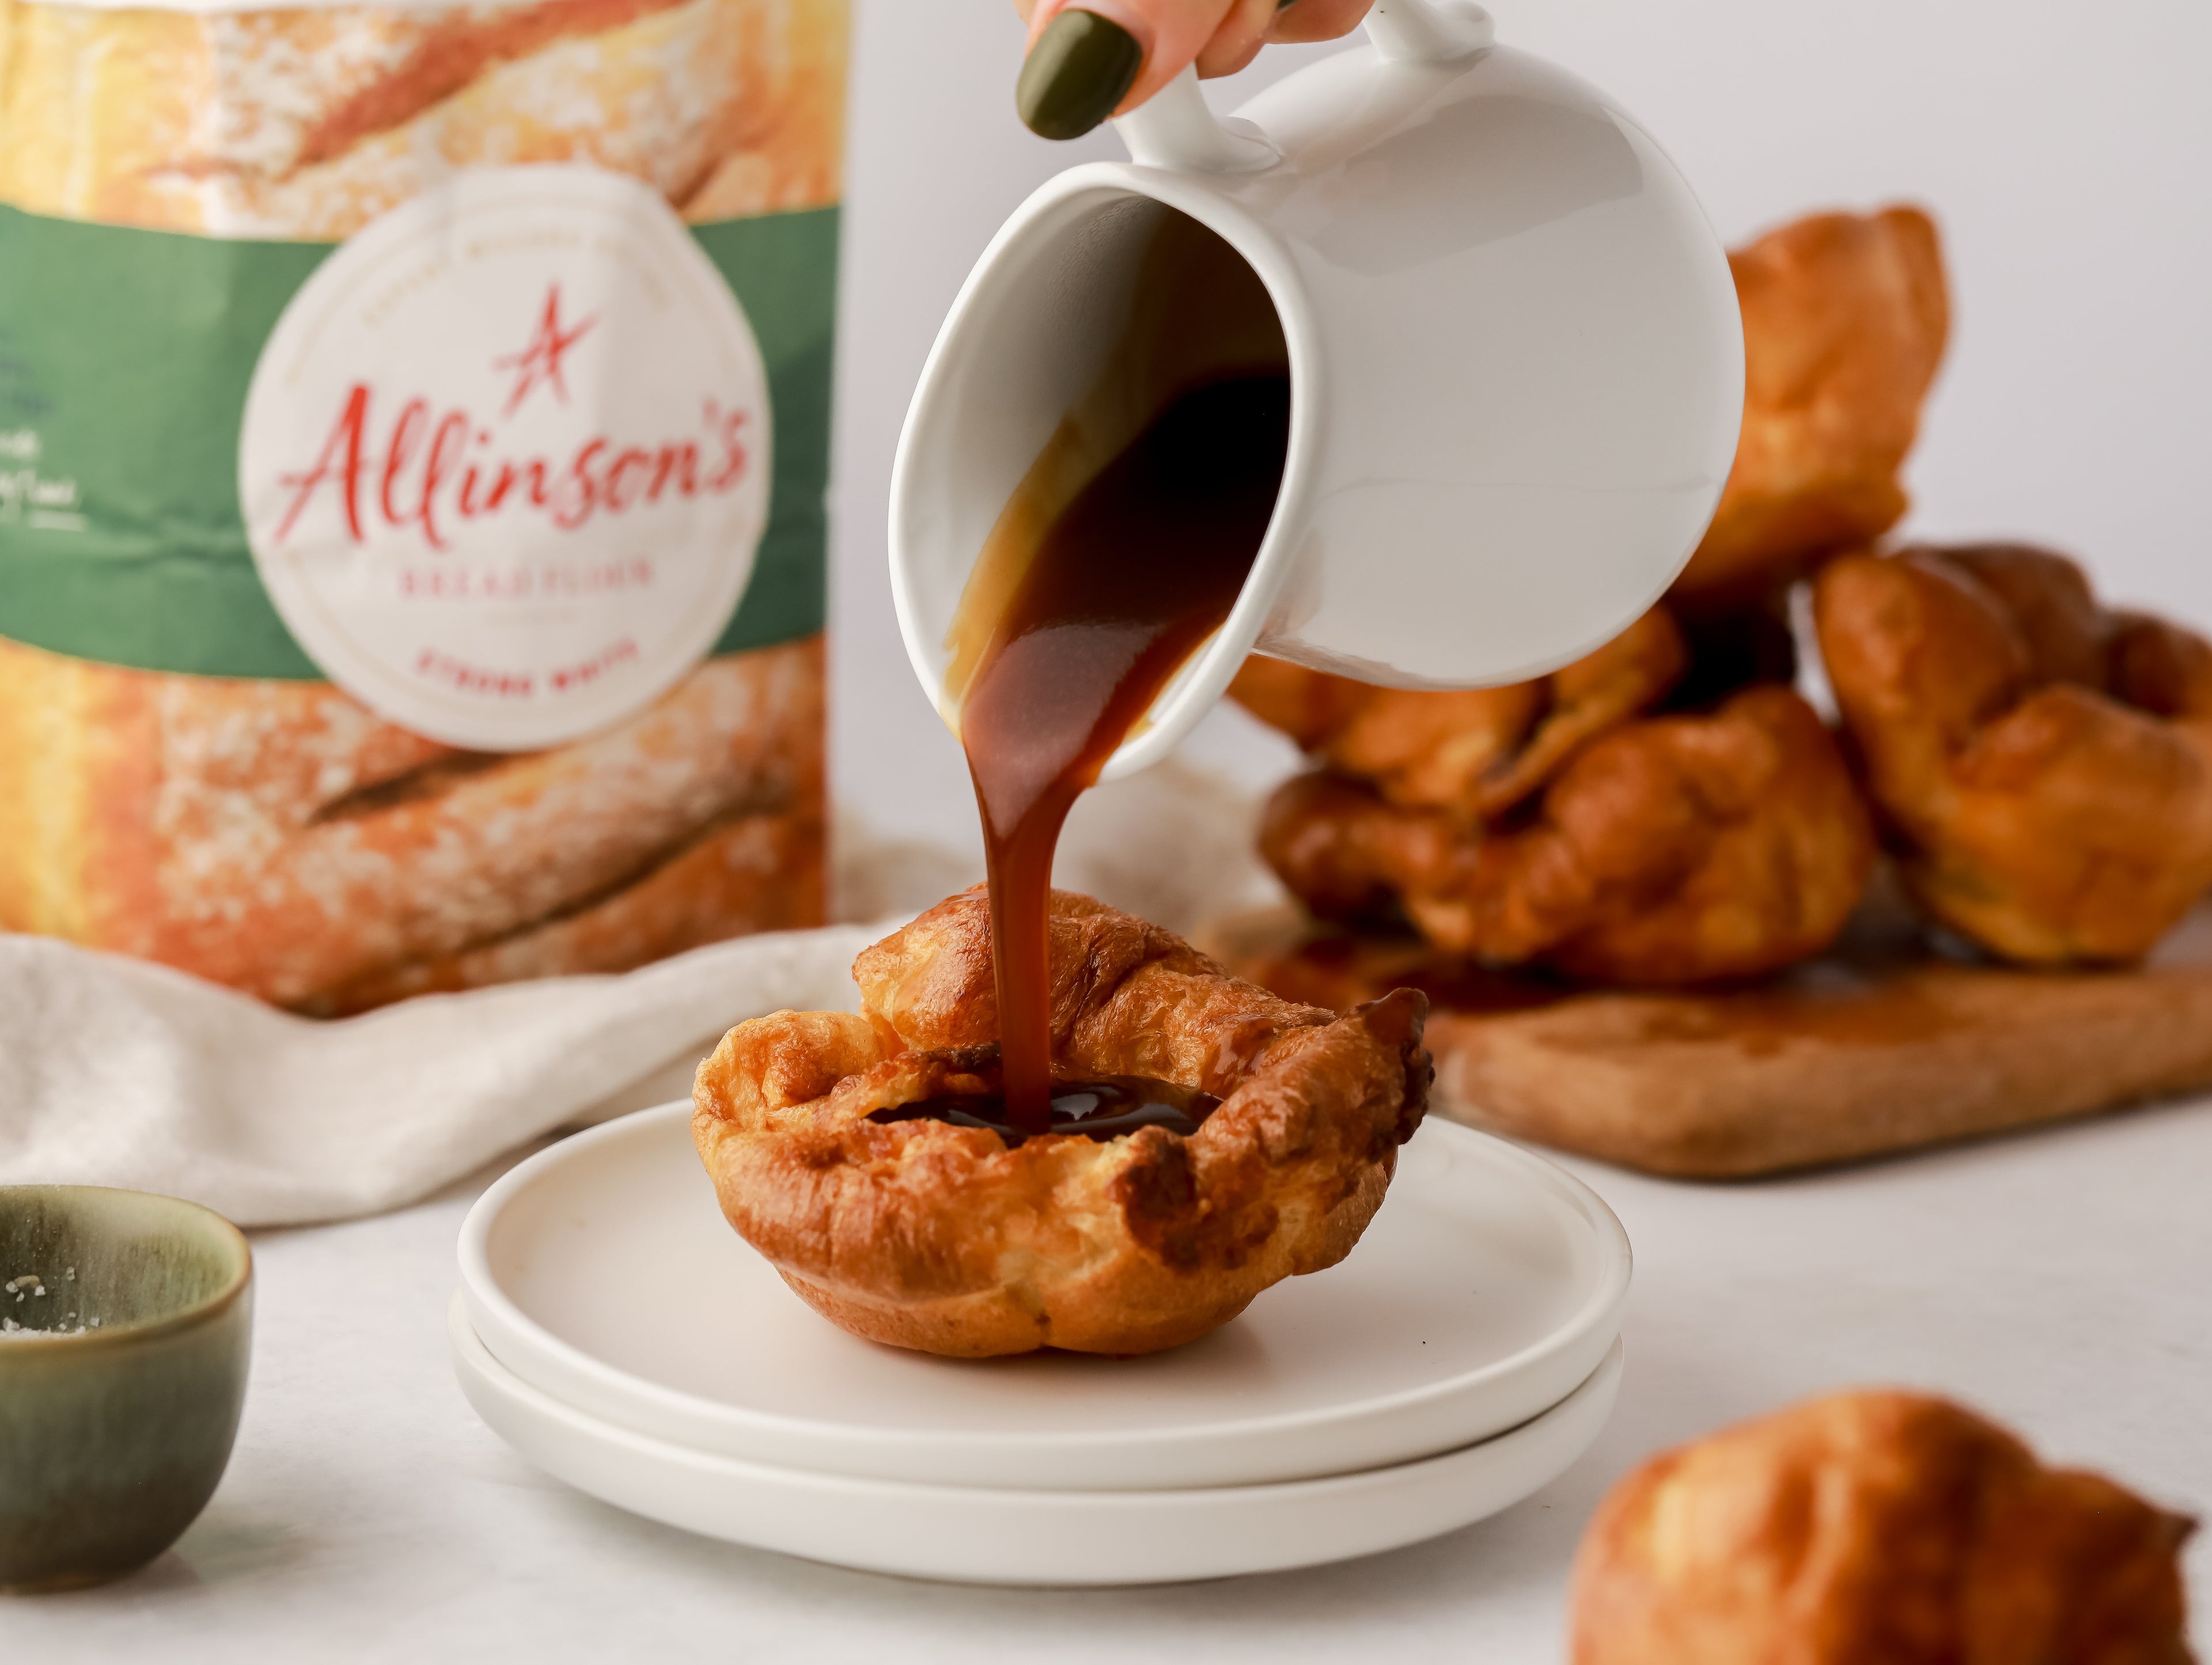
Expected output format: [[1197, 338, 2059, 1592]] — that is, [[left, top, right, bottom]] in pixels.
[[0, 181, 835, 718]]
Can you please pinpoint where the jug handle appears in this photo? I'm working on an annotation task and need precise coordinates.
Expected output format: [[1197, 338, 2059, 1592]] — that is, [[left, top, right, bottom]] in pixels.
[[1112, 1, 1494, 173], [1113, 67, 1279, 173]]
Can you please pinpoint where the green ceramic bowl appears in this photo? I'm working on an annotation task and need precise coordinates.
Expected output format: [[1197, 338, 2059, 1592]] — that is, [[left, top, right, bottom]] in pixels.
[[0, 1186, 252, 1594]]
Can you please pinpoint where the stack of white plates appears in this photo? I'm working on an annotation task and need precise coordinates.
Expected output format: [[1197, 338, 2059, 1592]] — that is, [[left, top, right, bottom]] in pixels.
[[452, 1102, 1631, 1586]]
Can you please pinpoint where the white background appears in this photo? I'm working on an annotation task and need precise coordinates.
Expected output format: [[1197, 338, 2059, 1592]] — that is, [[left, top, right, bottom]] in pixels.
[[824, 0, 2212, 862]]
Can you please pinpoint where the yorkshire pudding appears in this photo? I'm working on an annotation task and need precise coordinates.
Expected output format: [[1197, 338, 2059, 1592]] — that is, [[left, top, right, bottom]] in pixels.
[[691, 888, 1430, 1357], [1230, 606, 1687, 827], [1570, 1390, 2196, 1664], [1257, 684, 1874, 985], [1816, 544, 2212, 962], [1673, 206, 1952, 604]]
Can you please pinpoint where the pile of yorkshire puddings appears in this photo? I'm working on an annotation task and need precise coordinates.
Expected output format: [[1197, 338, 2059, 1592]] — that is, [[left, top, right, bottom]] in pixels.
[[1235, 208, 2212, 987]]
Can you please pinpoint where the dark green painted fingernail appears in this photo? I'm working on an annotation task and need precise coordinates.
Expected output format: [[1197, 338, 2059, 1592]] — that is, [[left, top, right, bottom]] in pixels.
[[1017, 10, 1144, 141]]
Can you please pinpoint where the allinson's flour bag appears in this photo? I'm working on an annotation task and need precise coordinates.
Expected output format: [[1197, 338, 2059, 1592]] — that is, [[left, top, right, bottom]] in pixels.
[[0, 0, 846, 1011]]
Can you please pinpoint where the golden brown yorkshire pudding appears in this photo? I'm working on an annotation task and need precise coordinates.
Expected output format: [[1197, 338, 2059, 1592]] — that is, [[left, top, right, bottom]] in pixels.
[[1815, 545, 2212, 963], [1229, 605, 1688, 826], [691, 888, 1430, 1358], [1570, 1390, 2196, 1665], [1259, 685, 1874, 985], [1672, 206, 1950, 605]]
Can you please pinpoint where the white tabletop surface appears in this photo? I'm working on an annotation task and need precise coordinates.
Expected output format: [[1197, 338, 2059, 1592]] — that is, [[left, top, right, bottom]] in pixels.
[[18, 1096, 2210, 1662]]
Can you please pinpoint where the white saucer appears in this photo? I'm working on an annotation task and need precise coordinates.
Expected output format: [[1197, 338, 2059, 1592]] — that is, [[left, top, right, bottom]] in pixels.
[[457, 1103, 1631, 1491], [452, 1296, 1623, 1587]]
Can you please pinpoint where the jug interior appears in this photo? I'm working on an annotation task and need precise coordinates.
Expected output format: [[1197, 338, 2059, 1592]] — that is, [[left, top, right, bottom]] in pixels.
[[913, 195, 1291, 725]]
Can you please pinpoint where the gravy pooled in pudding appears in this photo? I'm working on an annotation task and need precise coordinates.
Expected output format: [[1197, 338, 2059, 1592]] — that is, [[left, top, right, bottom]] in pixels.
[[867, 1076, 1222, 1148], [946, 210, 1290, 1134]]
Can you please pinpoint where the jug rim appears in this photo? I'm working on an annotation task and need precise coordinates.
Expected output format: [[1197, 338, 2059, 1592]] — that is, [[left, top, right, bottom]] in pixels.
[[888, 160, 1323, 784]]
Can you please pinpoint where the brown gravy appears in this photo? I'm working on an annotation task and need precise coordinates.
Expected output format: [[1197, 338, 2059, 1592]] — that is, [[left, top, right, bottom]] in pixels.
[[868, 1076, 1222, 1148], [946, 210, 1290, 1134]]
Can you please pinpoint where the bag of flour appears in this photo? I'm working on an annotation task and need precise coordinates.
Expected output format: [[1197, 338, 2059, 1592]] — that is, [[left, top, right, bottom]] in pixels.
[[0, 0, 844, 1010]]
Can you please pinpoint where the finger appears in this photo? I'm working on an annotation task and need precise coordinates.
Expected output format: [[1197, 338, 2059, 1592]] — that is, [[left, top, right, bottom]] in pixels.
[[1266, 0, 1373, 43], [1016, 0, 1240, 140], [1194, 0, 1281, 80]]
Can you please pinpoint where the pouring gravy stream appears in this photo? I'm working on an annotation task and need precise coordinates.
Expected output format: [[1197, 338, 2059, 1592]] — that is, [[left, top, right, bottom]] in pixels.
[[936, 210, 1291, 1136]]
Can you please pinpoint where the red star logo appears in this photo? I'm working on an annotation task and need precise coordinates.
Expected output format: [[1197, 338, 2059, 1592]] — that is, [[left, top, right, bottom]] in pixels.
[[493, 285, 596, 415]]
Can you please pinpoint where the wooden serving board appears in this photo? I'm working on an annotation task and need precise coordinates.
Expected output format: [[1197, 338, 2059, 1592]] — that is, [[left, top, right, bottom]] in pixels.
[[1203, 891, 2212, 1180]]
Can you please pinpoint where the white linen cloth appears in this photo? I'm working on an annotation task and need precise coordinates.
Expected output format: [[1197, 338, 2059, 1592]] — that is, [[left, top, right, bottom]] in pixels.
[[0, 759, 1279, 1227], [0, 924, 877, 1228]]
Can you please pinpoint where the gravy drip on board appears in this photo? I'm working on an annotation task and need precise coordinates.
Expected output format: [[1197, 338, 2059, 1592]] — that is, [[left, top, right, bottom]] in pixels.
[[939, 209, 1291, 1136]]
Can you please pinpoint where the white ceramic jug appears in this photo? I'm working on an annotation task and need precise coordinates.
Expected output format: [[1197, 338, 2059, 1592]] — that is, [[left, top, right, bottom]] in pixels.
[[889, 0, 1743, 782]]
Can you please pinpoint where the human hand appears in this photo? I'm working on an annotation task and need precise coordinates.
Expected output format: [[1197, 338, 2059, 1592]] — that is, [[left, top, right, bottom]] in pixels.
[[1013, 0, 1376, 140]]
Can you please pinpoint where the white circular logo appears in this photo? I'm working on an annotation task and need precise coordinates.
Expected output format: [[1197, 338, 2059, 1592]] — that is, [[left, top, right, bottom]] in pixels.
[[240, 165, 772, 751]]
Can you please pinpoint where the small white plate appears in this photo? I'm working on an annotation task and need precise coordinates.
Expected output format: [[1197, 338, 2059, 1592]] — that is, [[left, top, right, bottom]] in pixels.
[[452, 1297, 1624, 1587], [457, 1102, 1630, 1491]]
